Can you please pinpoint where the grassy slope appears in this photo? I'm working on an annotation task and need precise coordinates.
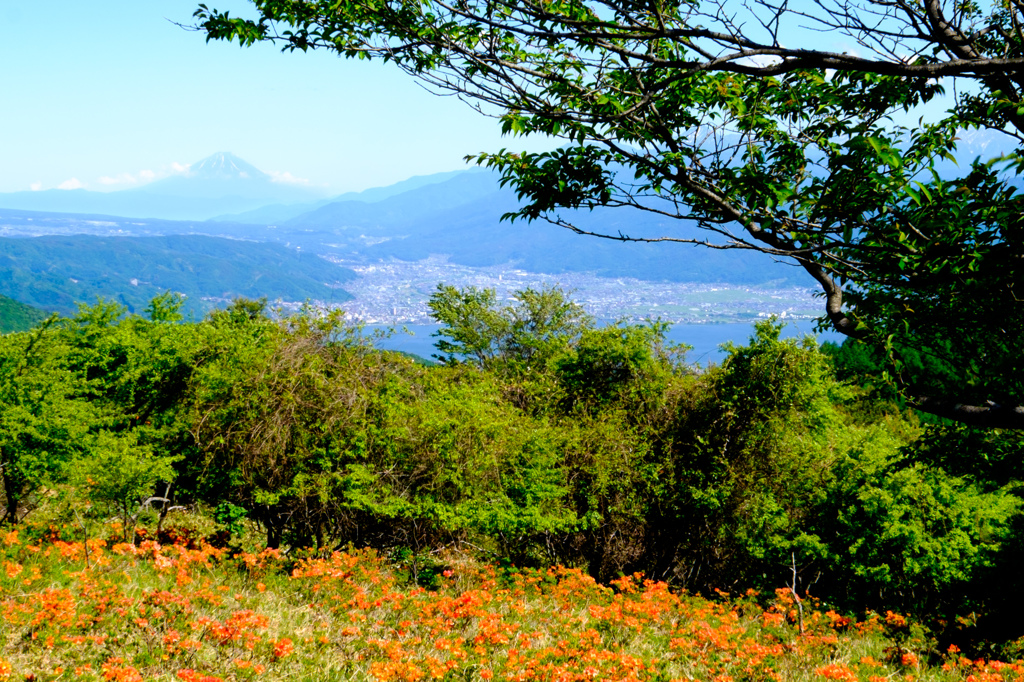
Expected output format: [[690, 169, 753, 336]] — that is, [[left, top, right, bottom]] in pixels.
[[1, 519, 1020, 682]]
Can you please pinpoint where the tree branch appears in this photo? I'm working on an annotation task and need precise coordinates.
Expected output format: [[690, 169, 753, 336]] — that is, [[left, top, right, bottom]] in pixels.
[[913, 397, 1024, 429]]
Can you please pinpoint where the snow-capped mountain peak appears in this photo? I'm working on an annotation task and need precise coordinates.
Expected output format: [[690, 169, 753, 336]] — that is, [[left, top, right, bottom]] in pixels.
[[185, 152, 270, 182]]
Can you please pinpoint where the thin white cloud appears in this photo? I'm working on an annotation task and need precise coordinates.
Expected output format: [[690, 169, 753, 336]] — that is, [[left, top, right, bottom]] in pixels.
[[58, 178, 84, 190], [29, 182, 42, 191], [93, 164, 185, 190]]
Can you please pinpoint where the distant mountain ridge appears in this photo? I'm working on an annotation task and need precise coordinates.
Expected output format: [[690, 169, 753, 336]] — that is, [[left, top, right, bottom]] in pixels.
[[245, 170, 806, 284], [0, 235, 356, 318], [281, 171, 503, 231], [0, 169, 808, 285], [4, 130, 1014, 312], [0, 153, 326, 221], [211, 168, 482, 224]]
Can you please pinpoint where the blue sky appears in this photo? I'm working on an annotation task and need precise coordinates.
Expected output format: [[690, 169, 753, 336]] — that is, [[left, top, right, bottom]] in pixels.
[[0, 1, 548, 194], [1, 1, 965, 197]]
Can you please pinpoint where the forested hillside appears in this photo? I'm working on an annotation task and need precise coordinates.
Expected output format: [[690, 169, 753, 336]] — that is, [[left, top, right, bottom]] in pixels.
[[0, 294, 48, 333], [0, 235, 355, 316], [2, 289, 1022, 668]]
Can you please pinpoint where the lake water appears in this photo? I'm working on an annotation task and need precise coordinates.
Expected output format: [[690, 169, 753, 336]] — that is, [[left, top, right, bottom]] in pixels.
[[368, 320, 842, 366]]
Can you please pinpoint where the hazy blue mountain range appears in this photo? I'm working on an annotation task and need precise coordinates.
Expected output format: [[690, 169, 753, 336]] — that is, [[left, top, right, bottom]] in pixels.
[[352, 178, 805, 283], [281, 170, 502, 231], [252, 171, 802, 284], [0, 171, 812, 286], [2, 129, 1013, 317], [260, 129, 1017, 282], [212, 168, 476, 224], [0, 153, 325, 221], [0, 235, 355, 318]]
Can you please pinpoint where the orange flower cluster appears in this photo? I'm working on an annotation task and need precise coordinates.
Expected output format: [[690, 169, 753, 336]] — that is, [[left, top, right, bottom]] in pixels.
[[100, 657, 142, 682], [2, 527, 1024, 682], [176, 669, 223, 682], [272, 637, 295, 659], [941, 651, 1024, 681]]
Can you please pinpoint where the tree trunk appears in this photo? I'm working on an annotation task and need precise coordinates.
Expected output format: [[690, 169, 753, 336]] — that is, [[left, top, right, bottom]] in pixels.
[[1, 449, 22, 524]]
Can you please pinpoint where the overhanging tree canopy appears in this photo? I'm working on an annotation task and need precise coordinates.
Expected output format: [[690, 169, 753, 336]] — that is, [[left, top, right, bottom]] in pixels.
[[195, 0, 1024, 427]]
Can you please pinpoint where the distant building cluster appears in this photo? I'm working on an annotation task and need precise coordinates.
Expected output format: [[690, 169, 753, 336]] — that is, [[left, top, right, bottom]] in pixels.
[[323, 255, 819, 325]]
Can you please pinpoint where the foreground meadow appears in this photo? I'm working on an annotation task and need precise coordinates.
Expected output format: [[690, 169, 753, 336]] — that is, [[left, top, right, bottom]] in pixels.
[[1, 524, 1020, 682]]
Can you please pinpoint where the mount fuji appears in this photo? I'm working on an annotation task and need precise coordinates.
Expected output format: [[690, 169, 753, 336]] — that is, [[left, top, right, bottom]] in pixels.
[[0, 152, 326, 221], [137, 152, 320, 202]]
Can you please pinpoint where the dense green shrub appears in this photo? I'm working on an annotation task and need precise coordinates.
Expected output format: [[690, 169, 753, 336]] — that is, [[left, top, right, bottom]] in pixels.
[[0, 322, 94, 522]]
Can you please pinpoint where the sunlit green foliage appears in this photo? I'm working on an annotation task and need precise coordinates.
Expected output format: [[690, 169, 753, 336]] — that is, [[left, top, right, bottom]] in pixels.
[[428, 284, 591, 374], [68, 431, 178, 543], [0, 321, 94, 523]]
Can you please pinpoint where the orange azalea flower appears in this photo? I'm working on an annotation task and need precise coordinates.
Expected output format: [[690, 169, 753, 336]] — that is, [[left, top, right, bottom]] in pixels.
[[825, 610, 852, 629], [272, 637, 295, 659], [177, 670, 224, 682], [235, 659, 267, 674], [101, 658, 142, 682], [885, 611, 908, 628], [816, 663, 857, 681]]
